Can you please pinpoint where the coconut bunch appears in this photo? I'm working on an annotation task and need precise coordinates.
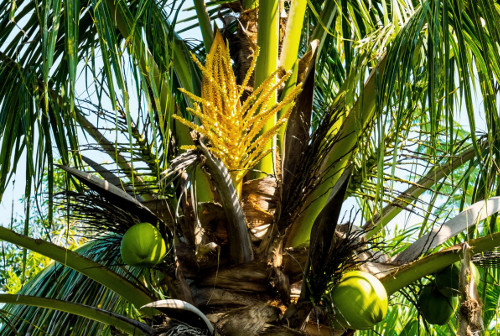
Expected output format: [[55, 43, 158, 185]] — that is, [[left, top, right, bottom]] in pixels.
[[418, 262, 480, 326], [298, 172, 391, 331], [58, 191, 171, 272], [316, 225, 390, 331], [328, 270, 388, 330], [56, 164, 174, 271]]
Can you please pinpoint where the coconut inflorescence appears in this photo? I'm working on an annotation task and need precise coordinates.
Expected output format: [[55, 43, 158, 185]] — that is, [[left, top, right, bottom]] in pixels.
[[120, 222, 167, 267], [331, 271, 388, 330]]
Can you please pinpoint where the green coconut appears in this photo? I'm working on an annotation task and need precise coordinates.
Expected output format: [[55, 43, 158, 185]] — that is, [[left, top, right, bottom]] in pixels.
[[435, 262, 480, 297], [331, 271, 388, 330], [120, 222, 167, 267], [418, 284, 458, 325]]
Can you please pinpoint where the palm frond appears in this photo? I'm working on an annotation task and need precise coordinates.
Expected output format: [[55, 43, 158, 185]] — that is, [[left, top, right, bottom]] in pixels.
[[0, 240, 150, 335]]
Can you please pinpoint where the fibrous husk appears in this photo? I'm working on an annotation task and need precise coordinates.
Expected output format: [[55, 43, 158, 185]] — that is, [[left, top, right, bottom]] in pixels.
[[230, 7, 258, 88], [198, 262, 271, 292], [259, 325, 306, 335], [216, 304, 280, 336], [155, 320, 209, 336], [282, 246, 309, 283], [199, 202, 229, 245], [241, 177, 278, 238], [193, 287, 269, 308], [304, 306, 343, 336]]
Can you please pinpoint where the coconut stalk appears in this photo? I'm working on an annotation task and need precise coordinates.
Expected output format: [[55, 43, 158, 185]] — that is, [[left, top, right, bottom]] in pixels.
[[278, 61, 299, 149], [81, 156, 137, 196], [141, 299, 214, 334], [300, 167, 351, 301], [392, 196, 500, 264], [279, 0, 308, 71], [75, 111, 149, 188], [380, 231, 500, 295], [173, 114, 213, 203], [0, 295, 156, 336], [277, 0, 308, 149], [59, 165, 165, 227], [193, 0, 213, 52], [252, 0, 279, 178], [457, 244, 483, 335], [197, 141, 254, 263], [278, 41, 318, 156]]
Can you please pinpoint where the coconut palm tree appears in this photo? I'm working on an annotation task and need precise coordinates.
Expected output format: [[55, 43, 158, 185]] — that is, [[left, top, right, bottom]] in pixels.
[[1, 0, 500, 334]]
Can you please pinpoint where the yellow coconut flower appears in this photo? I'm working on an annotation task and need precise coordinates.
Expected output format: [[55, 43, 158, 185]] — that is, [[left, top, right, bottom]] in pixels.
[[174, 31, 302, 187]]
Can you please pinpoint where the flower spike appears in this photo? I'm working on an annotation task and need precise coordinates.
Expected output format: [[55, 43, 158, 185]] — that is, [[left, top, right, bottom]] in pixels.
[[175, 30, 302, 188]]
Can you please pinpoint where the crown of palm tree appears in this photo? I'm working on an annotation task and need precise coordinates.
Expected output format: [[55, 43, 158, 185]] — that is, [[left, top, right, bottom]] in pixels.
[[174, 32, 302, 186]]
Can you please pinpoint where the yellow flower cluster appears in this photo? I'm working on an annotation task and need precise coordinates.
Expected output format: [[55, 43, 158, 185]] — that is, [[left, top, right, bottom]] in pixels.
[[174, 32, 302, 185]]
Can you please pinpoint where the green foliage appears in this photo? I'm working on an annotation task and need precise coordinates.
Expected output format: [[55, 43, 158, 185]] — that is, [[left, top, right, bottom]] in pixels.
[[1, 219, 86, 293], [2, 247, 51, 294], [0, 166, 86, 293], [478, 263, 500, 330], [1, 0, 500, 334], [0, 239, 149, 336]]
